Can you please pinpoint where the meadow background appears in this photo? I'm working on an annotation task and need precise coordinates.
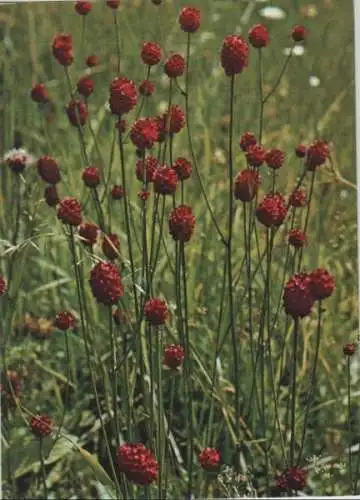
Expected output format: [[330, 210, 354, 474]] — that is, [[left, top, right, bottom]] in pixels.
[[0, 0, 359, 498]]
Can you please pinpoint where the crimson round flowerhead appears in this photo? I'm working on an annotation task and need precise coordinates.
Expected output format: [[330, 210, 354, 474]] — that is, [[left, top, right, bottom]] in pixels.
[[54, 311, 76, 331], [78, 221, 99, 246], [179, 6, 201, 33], [130, 118, 159, 150], [109, 77, 137, 116], [221, 34, 249, 76], [37, 156, 61, 185], [57, 197, 82, 226], [164, 344, 185, 370], [172, 157, 192, 181], [239, 131, 257, 152], [117, 443, 159, 485], [309, 268, 335, 300], [139, 80, 156, 97], [154, 166, 178, 195], [0, 275, 7, 296], [289, 189, 307, 208], [82, 166, 101, 188], [136, 156, 159, 183], [283, 273, 314, 318], [111, 185, 125, 200], [89, 261, 123, 305], [141, 41, 162, 66], [169, 205, 196, 242], [66, 99, 88, 127], [288, 228, 306, 248], [164, 53, 185, 78], [276, 466, 307, 491], [163, 104, 185, 135], [234, 169, 260, 202], [75, 1, 92, 15], [77, 77, 94, 98], [107, 0, 120, 8], [248, 24, 269, 48], [86, 54, 99, 67], [144, 298, 169, 326], [305, 140, 329, 171], [30, 414, 54, 438], [292, 25, 308, 43], [138, 190, 150, 202], [256, 193, 287, 227], [44, 186, 60, 207], [52, 33, 73, 66], [246, 144, 266, 167], [102, 233, 120, 260], [199, 448, 221, 472], [295, 144, 307, 158], [265, 148, 285, 170], [31, 84, 49, 104], [343, 343, 357, 357]]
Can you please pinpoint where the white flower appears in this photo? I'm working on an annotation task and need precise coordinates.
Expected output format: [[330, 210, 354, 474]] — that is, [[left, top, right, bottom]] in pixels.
[[157, 100, 168, 114], [309, 75, 320, 87], [3, 148, 35, 172], [284, 45, 305, 56], [259, 6, 286, 20]]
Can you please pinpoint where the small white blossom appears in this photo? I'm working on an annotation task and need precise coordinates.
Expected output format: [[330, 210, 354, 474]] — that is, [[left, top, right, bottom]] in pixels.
[[259, 6, 286, 20], [309, 75, 320, 87], [3, 148, 35, 171], [284, 45, 305, 56]]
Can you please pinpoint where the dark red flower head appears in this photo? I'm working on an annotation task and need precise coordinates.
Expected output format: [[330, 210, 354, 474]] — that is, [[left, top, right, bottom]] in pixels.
[[57, 197, 82, 226], [343, 343, 357, 357], [256, 193, 287, 227], [138, 190, 150, 201], [66, 99, 88, 127], [86, 54, 99, 67], [1, 370, 20, 407], [239, 131, 257, 151], [75, 1, 92, 15], [141, 42, 162, 66], [295, 144, 307, 158], [44, 186, 60, 207], [179, 7, 201, 33], [82, 166, 101, 188], [172, 157, 192, 181], [130, 118, 159, 150], [289, 189, 307, 208], [30, 414, 54, 438], [162, 104, 185, 134], [234, 169, 260, 202], [52, 34, 73, 66], [164, 53, 185, 78], [54, 311, 76, 331], [199, 448, 221, 472], [109, 77, 137, 115], [117, 443, 159, 485], [283, 273, 314, 318], [246, 144, 266, 167], [139, 80, 156, 97], [292, 25, 308, 43], [288, 229, 306, 248], [37, 156, 61, 185], [153, 167, 178, 195], [309, 268, 335, 300], [276, 467, 307, 491], [248, 24, 269, 48], [89, 262, 123, 305], [111, 185, 125, 199], [31, 84, 49, 104], [107, 0, 120, 8], [136, 156, 159, 183], [164, 344, 185, 369], [102, 233, 120, 260], [0, 275, 7, 296], [221, 35, 249, 76], [77, 76, 94, 98], [305, 140, 329, 171], [144, 298, 169, 326], [169, 205, 195, 242], [265, 148, 285, 169], [78, 221, 99, 246]]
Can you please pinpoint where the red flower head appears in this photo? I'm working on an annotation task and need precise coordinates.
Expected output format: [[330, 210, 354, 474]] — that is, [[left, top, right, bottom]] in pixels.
[[248, 24, 269, 48], [77, 76, 94, 98], [239, 131, 257, 152], [141, 42, 162, 66], [343, 343, 357, 357], [75, 1, 92, 15], [130, 118, 159, 150], [78, 221, 99, 246], [164, 344, 185, 369], [111, 185, 125, 199], [169, 205, 196, 242], [0, 275, 7, 296], [234, 169, 260, 202], [276, 467, 307, 491], [107, 0, 120, 8], [305, 140, 329, 171], [221, 35, 249, 76], [82, 166, 101, 188], [283, 273, 314, 318], [138, 190, 150, 201], [30, 414, 54, 438], [292, 25, 308, 43], [289, 189, 307, 208], [179, 7, 201, 33], [89, 261, 123, 305], [164, 53, 185, 78], [295, 144, 307, 158], [52, 34, 73, 66], [44, 186, 60, 207], [54, 311, 76, 331], [1, 370, 20, 407], [288, 228, 306, 248], [66, 99, 88, 127], [37, 156, 61, 185], [109, 77, 137, 116], [57, 197, 82, 226], [31, 84, 49, 104], [153, 116, 166, 142], [172, 157, 192, 181], [256, 193, 287, 227], [117, 443, 159, 485], [144, 298, 169, 325], [86, 54, 99, 67], [153, 167, 178, 195], [246, 144, 266, 167], [163, 104, 185, 134], [102, 233, 120, 260], [265, 148, 285, 169], [139, 80, 156, 97], [199, 448, 221, 472], [136, 156, 159, 183], [309, 268, 335, 300]]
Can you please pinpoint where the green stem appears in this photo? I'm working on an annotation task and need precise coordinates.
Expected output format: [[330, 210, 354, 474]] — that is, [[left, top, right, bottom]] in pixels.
[[39, 437, 48, 499], [290, 317, 299, 468], [109, 306, 120, 448], [347, 356, 353, 490]]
